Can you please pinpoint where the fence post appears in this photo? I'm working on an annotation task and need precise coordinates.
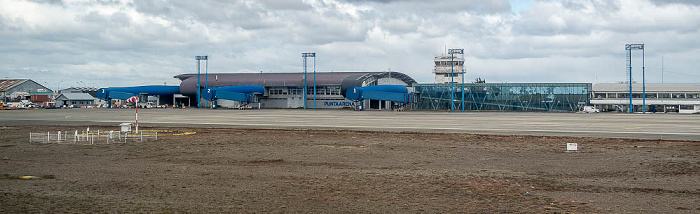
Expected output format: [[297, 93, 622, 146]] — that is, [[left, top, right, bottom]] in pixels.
[[140, 132, 143, 142], [155, 132, 158, 140]]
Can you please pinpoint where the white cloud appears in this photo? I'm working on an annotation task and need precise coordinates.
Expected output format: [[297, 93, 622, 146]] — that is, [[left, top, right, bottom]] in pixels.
[[0, 0, 699, 89]]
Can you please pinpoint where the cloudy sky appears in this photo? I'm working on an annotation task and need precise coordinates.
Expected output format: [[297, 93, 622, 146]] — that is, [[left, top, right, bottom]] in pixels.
[[1, 0, 699, 89]]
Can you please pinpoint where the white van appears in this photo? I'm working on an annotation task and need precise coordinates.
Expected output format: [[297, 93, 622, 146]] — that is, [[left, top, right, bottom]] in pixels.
[[583, 106, 600, 113]]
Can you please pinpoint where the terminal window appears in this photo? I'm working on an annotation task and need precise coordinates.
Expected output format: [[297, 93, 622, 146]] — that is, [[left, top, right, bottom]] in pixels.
[[672, 93, 686, 99]]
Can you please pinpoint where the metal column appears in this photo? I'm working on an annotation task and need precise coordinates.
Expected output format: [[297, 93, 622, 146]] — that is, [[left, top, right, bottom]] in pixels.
[[303, 56, 307, 109], [450, 52, 454, 112], [196, 58, 201, 108], [205, 57, 209, 108], [625, 44, 644, 113], [462, 63, 465, 112], [448, 48, 464, 112], [314, 55, 316, 109], [628, 47, 632, 113], [195, 55, 208, 108], [642, 47, 646, 113], [302, 52, 316, 109]]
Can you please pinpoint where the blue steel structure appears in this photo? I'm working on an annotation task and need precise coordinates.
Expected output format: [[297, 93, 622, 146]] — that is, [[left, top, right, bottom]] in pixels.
[[201, 85, 265, 108], [625, 44, 645, 113], [195, 55, 208, 108], [302, 52, 316, 109], [450, 55, 454, 111], [205, 57, 209, 107], [448, 48, 464, 112], [462, 62, 465, 111], [345, 85, 412, 110], [314, 55, 316, 108], [413, 83, 591, 112]]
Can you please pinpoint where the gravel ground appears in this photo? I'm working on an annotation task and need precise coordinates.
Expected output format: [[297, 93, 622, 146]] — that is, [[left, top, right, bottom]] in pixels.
[[1, 126, 698, 213]]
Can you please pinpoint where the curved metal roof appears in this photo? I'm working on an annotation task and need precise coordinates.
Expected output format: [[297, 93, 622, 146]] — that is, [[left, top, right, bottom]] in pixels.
[[175, 72, 416, 96]]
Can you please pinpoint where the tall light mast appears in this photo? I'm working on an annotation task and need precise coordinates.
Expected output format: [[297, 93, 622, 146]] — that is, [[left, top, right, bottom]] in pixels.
[[448, 48, 464, 112], [195, 55, 208, 108], [625, 44, 645, 113], [302, 52, 316, 109]]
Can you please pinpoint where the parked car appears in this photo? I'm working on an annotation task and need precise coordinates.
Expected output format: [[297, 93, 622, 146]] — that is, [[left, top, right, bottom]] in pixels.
[[583, 106, 600, 113]]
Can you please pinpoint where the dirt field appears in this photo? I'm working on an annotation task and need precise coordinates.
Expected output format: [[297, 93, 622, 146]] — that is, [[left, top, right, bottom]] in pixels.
[[1, 126, 698, 213]]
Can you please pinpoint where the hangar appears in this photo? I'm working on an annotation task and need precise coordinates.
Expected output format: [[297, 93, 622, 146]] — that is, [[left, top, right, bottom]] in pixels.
[[1, 79, 53, 104], [174, 71, 417, 109]]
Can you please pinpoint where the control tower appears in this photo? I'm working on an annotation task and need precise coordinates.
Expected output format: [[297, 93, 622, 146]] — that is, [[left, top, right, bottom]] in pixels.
[[433, 54, 465, 84]]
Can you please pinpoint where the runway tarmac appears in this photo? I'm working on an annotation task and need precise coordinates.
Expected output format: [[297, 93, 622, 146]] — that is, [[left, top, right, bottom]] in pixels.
[[2, 108, 699, 141]]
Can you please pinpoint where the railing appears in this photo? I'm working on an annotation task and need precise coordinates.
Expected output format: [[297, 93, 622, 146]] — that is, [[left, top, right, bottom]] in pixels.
[[29, 130, 158, 144]]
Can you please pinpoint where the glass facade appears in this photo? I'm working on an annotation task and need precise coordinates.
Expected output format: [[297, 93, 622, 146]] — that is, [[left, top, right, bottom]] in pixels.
[[413, 83, 592, 112]]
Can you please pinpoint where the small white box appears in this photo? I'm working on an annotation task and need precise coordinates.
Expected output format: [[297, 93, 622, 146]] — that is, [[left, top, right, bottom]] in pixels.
[[120, 123, 132, 132], [567, 143, 578, 151]]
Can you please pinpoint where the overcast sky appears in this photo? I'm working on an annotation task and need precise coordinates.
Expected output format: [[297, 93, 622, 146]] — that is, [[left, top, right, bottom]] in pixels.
[[1, 0, 699, 89]]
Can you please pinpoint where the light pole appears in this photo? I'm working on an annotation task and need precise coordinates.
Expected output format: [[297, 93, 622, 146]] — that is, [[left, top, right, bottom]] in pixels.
[[462, 60, 465, 112], [195, 55, 208, 108], [625, 44, 644, 113], [205, 56, 209, 108], [448, 48, 464, 112], [302, 52, 316, 109], [642, 46, 645, 113], [56, 80, 64, 94]]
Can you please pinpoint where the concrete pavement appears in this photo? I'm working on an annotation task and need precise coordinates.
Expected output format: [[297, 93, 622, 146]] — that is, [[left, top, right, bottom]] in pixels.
[[1, 108, 699, 141]]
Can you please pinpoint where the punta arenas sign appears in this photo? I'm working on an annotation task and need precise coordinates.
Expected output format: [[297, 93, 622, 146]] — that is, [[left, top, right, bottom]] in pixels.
[[323, 101, 353, 107]]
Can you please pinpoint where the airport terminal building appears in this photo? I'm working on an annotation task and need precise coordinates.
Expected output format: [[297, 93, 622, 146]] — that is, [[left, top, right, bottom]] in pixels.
[[174, 72, 417, 109], [590, 83, 700, 113], [92, 54, 698, 113]]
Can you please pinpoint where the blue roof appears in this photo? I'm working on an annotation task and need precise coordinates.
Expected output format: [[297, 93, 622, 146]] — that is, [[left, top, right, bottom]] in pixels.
[[97, 85, 180, 99]]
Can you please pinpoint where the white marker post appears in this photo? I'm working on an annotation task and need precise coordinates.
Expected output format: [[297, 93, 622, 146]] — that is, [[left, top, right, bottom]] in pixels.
[[567, 143, 578, 152], [136, 100, 138, 133], [126, 96, 140, 133]]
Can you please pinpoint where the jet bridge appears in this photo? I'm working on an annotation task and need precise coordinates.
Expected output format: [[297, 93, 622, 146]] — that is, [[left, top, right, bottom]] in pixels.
[[201, 85, 265, 108], [345, 85, 412, 110]]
